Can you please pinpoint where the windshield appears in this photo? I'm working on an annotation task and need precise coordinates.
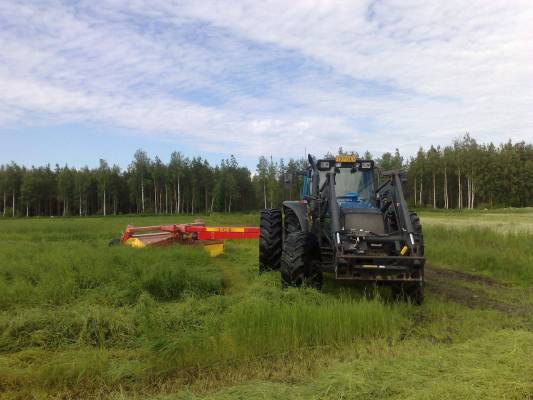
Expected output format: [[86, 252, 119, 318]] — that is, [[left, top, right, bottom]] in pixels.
[[334, 169, 375, 204]]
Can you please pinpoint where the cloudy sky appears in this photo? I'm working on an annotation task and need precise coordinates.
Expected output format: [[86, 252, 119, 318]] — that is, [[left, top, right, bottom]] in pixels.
[[0, 0, 532, 169]]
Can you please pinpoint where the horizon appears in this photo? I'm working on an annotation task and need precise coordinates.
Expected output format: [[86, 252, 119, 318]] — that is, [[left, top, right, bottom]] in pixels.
[[0, 134, 527, 172]]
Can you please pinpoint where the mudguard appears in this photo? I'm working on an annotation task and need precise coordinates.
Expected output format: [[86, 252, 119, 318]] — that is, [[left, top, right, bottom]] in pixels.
[[282, 201, 309, 232]]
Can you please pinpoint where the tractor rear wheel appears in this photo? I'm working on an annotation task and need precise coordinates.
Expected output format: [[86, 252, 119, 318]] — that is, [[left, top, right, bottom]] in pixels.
[[281, 232, 322, 289], [259, 208, 283, 273]]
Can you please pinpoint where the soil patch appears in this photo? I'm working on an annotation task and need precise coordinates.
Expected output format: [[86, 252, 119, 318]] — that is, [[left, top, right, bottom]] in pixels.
[[425, 264, 531, 317], [426, 264, 505, 287]]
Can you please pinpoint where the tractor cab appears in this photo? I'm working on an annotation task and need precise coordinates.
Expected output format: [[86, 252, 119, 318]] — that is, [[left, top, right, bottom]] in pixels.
[[315, 155, 383, 234], [316, 155, 376, 208]]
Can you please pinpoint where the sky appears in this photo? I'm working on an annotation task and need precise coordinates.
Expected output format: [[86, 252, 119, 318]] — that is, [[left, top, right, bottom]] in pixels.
[[0, 0, 532, 170]]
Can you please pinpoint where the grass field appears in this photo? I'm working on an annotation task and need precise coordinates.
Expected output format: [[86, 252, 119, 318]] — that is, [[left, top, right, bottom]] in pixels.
[[0, 210, 532, 399]]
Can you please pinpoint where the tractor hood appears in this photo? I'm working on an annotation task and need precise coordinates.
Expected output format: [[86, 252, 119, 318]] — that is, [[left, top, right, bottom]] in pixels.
[[338, 194, 384, 233]]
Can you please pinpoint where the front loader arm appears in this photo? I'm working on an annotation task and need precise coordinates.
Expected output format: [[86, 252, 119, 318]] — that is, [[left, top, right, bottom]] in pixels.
[[383, 171, 416, 252]]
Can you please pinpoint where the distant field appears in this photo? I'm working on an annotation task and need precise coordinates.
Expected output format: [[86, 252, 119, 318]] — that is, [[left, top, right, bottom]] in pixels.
[[420, 208, 533, 234], [419, 208, 533, 284], [0, 210, 532, 399]]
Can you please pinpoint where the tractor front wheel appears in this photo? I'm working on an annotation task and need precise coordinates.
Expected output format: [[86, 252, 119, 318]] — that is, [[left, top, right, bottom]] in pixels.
[[409, 211, 424, 256], [392, 211, 425, 305], [408, 281, 424, 305], [281, 232, 322, 289], [393, 281, 424, 305], [259, 208, 283, 273], [283, 208, 301, 236]]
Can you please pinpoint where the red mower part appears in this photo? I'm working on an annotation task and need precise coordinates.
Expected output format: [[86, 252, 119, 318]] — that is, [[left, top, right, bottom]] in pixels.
[[117, 222, 259, 256]]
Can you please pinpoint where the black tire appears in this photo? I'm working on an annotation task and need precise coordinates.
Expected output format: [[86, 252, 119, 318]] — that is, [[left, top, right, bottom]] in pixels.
[[284, 208, 301, 237], [409, 211, 425, 303], [280, 232, 322, 289], [409, 211, 424, 257], [259, 209, 283, 273], [393, 211, 425, 304], [408, 281, 424, 305], [392, 281, 424, 305]]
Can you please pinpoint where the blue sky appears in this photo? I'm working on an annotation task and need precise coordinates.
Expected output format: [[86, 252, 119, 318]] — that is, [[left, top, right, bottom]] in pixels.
[[0, 1, 532, 170]]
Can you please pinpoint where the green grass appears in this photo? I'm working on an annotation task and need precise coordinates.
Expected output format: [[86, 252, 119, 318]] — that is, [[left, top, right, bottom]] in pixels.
[[165, 329, 533, 400], [0, 244, 224, 309], [0, 210, 532, 399], [419, 207, 533, 233], [424, 225, 533, 284]]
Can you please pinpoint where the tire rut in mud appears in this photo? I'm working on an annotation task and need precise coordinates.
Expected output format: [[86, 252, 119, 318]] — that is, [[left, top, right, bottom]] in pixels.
[[425, 264, 531, 317]]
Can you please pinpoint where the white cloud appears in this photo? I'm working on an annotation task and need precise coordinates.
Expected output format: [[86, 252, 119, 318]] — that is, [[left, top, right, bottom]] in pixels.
[[0, 0, 531, 162]]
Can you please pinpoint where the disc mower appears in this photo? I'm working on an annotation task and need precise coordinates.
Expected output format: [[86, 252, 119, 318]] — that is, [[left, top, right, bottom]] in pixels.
[[111, 221, 259, 256]]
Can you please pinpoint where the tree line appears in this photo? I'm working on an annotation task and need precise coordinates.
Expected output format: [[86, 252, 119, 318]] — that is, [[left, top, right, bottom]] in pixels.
[[405, 134, 532, 209], [0, 135, 531, 217]]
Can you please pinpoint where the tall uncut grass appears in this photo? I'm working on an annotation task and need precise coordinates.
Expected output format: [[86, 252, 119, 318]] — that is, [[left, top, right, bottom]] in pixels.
[[224, 293, 401, 356], [145, 282, 405, 370], [424, 225, 533, 284]]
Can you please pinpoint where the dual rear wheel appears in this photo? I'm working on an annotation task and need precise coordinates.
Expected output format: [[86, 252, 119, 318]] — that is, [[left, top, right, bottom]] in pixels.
[[259, 208, 321, 288]]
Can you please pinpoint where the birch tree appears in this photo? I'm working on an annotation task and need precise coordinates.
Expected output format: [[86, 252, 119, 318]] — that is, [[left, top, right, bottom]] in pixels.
[[6, 163, 22, 217], [57, 165, 75, 216], [131, 150, 150, 213], [97, 159, 110, 216], [256, 156, 268, 209]]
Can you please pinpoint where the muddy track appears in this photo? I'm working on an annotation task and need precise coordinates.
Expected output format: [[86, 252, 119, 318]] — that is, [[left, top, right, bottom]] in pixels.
[[425, 263, 531, 317], [426, 265, 505, 287]]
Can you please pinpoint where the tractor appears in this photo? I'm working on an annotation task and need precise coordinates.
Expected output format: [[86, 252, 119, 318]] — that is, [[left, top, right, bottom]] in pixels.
[[259, 154, 425, 304]]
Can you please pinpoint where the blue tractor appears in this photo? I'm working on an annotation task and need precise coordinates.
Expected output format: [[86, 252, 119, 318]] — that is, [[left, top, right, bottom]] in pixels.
[[259, 154, 425, 304]]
